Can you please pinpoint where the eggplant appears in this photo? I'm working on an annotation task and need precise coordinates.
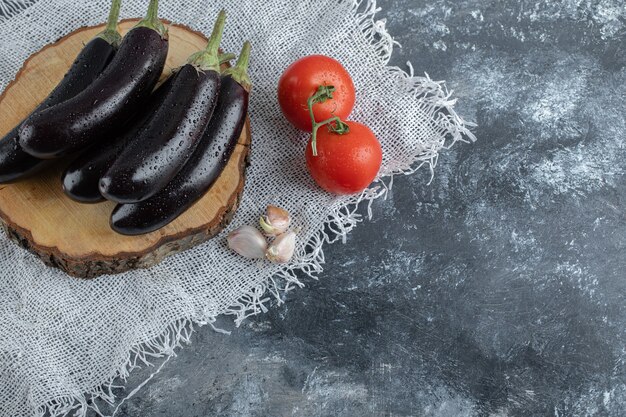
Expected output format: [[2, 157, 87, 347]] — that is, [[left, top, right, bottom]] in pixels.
[[100, 11, 228, 204], [0, 0, 122, 183], [19, 0, 168, 159], [62, 75, 176, 203], [111, 42, 251, 235], [61, 54, 236, 203]]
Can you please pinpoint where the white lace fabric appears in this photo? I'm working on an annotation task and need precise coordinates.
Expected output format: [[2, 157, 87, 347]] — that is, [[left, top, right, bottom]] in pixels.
[[0, 0, 474, 415]]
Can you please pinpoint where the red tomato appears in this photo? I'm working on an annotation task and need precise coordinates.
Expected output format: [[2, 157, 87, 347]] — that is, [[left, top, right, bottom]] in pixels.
[[278, 55, 356, 132], [305, 122, 382, 194]]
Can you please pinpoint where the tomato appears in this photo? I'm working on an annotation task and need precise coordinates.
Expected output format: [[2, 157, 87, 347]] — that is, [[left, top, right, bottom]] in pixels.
[[305, 121, 382, 194], [278, 55, 355, 132]]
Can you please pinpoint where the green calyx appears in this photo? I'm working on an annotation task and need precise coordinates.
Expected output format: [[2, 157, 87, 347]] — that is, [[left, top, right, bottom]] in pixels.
[[307, 85, 350, 156], [96, 0, 122, 47], [223, 41, 252, 91], [170, 52, 233, 78], [135, 0, 168, 39], [187, 9, 227, 73]]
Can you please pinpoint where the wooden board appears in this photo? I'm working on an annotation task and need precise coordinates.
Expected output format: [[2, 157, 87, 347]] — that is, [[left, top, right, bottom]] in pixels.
[[0, 20, 251, 278]]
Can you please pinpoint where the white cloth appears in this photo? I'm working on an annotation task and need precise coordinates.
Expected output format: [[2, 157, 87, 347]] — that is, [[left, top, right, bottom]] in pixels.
[[0, 0, 474, 415]]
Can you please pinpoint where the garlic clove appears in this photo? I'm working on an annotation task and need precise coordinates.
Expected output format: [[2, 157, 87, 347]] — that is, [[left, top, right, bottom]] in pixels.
[[266, 231, 296, 264], [227, 225, 268, 259], [259, 205, 291, 236]]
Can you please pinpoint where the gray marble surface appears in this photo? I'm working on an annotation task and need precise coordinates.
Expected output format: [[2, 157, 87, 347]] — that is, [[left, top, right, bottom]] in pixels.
[[94, 1, 625, 416]]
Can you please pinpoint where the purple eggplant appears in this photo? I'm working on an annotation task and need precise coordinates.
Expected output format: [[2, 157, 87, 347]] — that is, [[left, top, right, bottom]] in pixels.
[[62, 74, 176, 203], [0, 0, 122, 183], [100, 10, 228, 204], [111, 42, 251, 235], [61, 54, 235, 204], [19, 0, 168, 159]]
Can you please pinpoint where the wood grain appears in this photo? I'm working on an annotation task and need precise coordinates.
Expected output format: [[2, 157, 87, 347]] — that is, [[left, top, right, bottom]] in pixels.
[[0, 20, 251, 278]]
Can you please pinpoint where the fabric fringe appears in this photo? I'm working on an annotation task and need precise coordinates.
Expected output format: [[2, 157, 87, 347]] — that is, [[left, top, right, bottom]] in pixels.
[[34, 0, 476, 415], [36, 319, 195, 417]]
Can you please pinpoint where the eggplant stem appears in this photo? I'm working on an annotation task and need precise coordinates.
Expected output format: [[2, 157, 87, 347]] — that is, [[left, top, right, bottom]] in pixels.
[[145, 0, 158, 22], [206, 9, 226, 54], [105, 0, 121, 33], [219, 53, 236, 64], [96, 0, 122, 47], [187, 10, 226, 73], [223, 41, 252, 91], [136, 0, 168, 39]]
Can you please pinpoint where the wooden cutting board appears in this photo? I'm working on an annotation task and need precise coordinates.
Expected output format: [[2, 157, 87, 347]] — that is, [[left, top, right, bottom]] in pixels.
[[0, 19, 251, 278]]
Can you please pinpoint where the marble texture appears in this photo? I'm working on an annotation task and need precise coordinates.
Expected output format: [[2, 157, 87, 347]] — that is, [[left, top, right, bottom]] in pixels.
[[88, 0, 625, 415]]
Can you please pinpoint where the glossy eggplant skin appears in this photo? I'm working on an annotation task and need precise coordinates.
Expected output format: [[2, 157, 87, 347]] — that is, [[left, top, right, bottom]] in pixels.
[[111, 75, 248, 235], [0, 38, 116, 183], [19, 27, 168, 159], [100, 64, 221, 204], [62, 75, 177, 203]]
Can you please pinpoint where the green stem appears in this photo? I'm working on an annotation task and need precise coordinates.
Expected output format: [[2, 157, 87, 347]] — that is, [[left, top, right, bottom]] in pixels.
[[135, 0, 167, 38], [223, 41, 252, 90], [146, 0, 158, 22], [206, 9, 226, 56], [187, 10, 227, 73], [105, 0, 121, 33], [307, 86, 350, 156], [96, 0, 122, 47], [219, 53, 236, 64]]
